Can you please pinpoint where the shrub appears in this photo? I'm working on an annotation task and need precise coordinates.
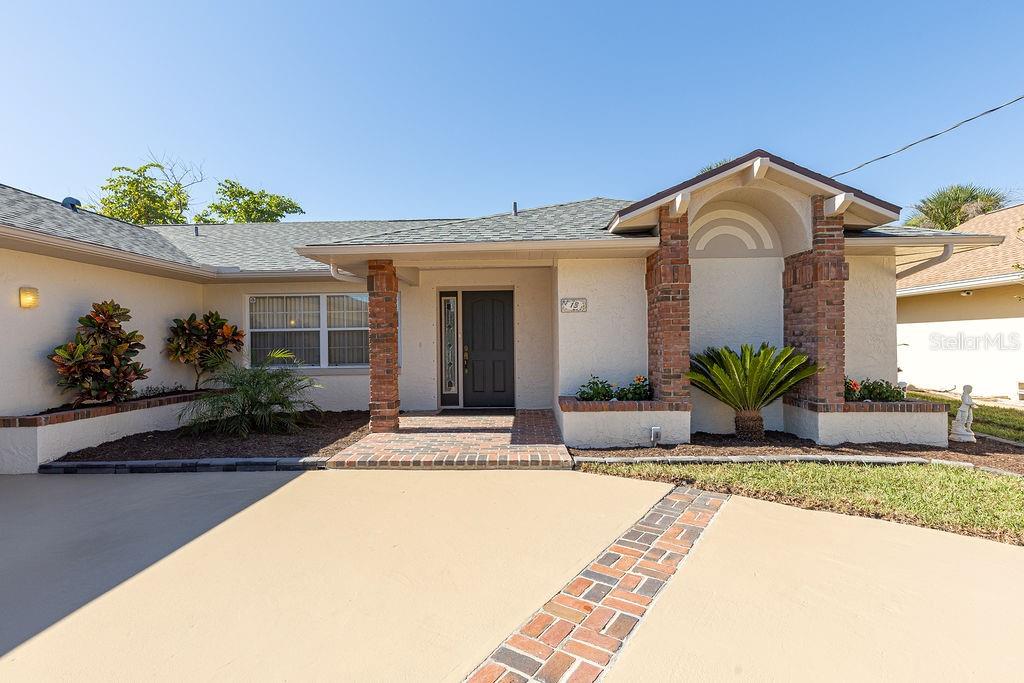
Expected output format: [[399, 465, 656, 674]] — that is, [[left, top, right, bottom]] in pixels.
[[849, 378, 905, 402], [845, 377, 861, 401], [576, 375, 614, 401], [179, 349, 320, 436], [50, 300, 149, 405], [166, 311, 245, 389], [614, 375, 652, 401], [688, 343, 818, 440]]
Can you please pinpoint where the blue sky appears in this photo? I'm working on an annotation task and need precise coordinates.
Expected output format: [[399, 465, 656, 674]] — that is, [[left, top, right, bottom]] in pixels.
[[2, 0, 1022, 222]]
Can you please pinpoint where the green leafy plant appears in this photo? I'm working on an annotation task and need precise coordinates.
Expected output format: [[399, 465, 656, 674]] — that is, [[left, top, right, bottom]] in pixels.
[[49, 301, 150, 405], [614, 375, 652, 401], [905, 184, 1008, 231], [179, 349, 320, 436], [849, 378, 905, 402], [166, 311, 246, 389], [576, 375, 615, 401], [193, 179, 304, 223], [688, 343, 818, 440]]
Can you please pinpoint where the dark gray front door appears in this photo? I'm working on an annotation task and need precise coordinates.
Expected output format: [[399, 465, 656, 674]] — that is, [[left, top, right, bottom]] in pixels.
[[462, 290, 514, 407]]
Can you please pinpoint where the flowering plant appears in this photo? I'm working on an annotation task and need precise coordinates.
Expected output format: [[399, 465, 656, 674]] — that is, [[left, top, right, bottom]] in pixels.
[[614, 375, 652, 401]]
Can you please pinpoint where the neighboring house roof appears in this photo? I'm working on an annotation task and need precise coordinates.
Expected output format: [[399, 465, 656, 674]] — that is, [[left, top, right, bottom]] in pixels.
[[150, 219, 454, 272], [310, 198, 634, 247], [0, 183, 198, 266], [896, 204, 1024, 293]]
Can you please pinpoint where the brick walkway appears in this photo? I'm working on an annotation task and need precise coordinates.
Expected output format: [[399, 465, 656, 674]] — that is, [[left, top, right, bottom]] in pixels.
[[465, 487, 728, 683], [326, 410, 572, 469]]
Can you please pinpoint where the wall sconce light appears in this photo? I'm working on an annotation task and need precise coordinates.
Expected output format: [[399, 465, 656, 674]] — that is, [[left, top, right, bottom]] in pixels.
[[19, 287, 39, 309]]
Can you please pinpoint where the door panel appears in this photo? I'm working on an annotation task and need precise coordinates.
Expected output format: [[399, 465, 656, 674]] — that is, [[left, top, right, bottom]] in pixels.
[[463, 291, 515, 407]]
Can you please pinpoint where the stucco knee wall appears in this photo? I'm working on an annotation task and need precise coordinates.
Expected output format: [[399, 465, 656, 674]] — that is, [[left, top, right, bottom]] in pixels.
[[784, 404, 948, 446], [554, 258, 647, 396], [0, 249, 203, 415], [0, 402, 187, 474], [557, 407, 691, 448], [846, 256, 897, 382]]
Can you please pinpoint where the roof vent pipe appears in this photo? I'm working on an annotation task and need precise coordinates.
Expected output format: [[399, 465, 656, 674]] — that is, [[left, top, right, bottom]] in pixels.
[[513, 201, 518, 216], [61, 197, 81, 212]]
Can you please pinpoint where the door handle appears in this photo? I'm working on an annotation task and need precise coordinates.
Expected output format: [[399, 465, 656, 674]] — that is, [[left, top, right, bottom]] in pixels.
[[463, 345, 469, 372]]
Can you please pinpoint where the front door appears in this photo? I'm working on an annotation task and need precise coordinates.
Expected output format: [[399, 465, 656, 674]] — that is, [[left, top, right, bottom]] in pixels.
[[462, 290, 514, 407]]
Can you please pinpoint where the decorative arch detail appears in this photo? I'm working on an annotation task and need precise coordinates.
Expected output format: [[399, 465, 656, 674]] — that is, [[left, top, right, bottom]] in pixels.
[[690, 202, 778, 253]]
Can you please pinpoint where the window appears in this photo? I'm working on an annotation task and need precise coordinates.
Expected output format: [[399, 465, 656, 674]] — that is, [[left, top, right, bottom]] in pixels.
[[248, 294, 375, 368]]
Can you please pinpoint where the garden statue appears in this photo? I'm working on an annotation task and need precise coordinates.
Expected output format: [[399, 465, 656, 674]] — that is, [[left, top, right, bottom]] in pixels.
[[949, 385, 976, 443]]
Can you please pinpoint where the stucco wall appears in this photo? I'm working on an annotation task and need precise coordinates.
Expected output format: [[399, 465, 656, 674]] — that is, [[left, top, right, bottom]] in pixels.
[[0, 248, 202, 415], [897, 286, 1024, 399], [398, 267, 554, 411], [783, 404, 948, 446], [556, 407, 690, 448], [202, 279, 371, 411], [553, 258, 648, 396], [689, 256, 785, 433], [846, 256, 897, 382]]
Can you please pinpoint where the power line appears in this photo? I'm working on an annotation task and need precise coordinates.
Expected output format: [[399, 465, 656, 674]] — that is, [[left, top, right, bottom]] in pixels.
[[831, 93, 1024, 178]]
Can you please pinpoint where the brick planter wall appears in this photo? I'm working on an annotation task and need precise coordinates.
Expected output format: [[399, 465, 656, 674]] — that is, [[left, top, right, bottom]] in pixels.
[[783, 195, 848, 407], [0, 392, 205, 474], [368, 259, 400, 433], [557, 397, 690, 412], [645, 206, 691, 408]]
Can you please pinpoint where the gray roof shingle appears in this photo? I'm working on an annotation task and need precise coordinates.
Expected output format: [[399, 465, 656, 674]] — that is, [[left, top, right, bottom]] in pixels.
[[0, 183, 197, 265], [313, 198, 636, 246], [150, 219, 454, 272], [845, 225, 996, 239]]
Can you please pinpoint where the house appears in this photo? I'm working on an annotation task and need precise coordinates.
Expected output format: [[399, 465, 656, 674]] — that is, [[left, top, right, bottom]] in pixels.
[[897, 203, 1024, 400], [0, 150, 1004, 473]]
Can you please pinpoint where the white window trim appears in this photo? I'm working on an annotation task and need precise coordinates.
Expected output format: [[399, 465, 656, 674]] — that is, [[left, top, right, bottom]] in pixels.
[[246, 293, 379, 370]]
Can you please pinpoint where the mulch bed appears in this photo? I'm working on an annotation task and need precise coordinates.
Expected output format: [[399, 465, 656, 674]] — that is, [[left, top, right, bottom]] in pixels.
[[59, 411, 370, 462], [569, 431, 1024, 476]]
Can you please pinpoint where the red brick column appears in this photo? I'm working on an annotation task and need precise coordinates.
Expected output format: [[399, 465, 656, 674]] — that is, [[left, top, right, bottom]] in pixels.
[[368, 259, 400, 432], [783, 196, 848, 407], [645, 206, 691, 407]]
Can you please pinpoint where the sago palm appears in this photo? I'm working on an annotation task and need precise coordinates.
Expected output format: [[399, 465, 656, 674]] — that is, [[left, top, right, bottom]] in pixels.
[[688, 343, 818, 440], [905, 184, 1007, 231]]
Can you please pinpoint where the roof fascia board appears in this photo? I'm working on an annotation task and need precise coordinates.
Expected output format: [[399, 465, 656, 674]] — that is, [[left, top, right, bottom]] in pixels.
[[897, 272, 1024, 297], [296, 236, 660, 256]]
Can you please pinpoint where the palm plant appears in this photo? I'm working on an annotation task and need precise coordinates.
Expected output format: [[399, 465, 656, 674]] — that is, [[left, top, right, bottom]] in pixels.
[[906, 184, 1008, 231], [179, 349, 321, 436], [688, 343, 818, 440]]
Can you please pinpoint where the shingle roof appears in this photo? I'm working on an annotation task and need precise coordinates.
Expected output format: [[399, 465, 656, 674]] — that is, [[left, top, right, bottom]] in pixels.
[[896, 204, 1024, 289], [0, 183, 198, 265], [845, 224, 992, 239], [313, 198, 636, 246], [149, 219, 453, 272]]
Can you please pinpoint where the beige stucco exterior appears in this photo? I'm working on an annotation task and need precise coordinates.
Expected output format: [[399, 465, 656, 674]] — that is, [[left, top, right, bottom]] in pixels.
[[0, 248, 202, 415], [846, 255, 897, 383], [897, 284, 1024, 399]]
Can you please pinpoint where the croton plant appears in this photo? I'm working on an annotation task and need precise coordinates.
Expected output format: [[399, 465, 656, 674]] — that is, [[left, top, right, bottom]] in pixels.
[[166, 311, 245, 389], [50, 300, 150, 405]]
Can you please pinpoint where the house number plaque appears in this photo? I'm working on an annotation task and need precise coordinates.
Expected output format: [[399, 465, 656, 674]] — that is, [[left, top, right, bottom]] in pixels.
[[560, 297, 588, 313]]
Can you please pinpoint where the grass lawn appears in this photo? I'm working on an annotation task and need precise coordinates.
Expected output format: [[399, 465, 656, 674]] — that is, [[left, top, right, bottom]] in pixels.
[[579, 461, 1024, 545], [910, 390, 1024, 443]]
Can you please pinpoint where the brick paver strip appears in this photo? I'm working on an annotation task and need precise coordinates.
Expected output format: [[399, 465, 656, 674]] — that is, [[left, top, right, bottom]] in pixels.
[[464, 486, 728, 682], [327, 410, 572, 470]]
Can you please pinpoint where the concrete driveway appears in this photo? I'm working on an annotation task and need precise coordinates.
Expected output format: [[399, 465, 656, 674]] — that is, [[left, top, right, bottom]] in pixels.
[[607, 496, 1024, 682], [0, 470, 669, 680]]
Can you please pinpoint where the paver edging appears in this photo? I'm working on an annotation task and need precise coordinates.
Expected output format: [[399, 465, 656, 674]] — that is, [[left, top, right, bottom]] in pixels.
[[465, 486, 729, 683]]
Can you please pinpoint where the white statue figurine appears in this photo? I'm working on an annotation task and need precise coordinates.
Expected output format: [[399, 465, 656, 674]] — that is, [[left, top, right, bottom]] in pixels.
[[949, 385, 976, 443]]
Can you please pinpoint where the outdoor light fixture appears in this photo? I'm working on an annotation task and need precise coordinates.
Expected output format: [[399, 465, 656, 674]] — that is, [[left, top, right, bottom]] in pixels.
[[19, 287, 39, 309], [960, 290, 973, 297]]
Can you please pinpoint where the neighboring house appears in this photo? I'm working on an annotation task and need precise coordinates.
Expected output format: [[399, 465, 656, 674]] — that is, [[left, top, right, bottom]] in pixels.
[[0, 150, 1004, 471], [897, 203, 1024, 400]]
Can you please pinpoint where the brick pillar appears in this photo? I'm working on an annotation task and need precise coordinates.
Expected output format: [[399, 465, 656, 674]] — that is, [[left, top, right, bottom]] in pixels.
[[783, 196, 848, 407], [368, 259, 400, 432], [645, 206, 691, 406]]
